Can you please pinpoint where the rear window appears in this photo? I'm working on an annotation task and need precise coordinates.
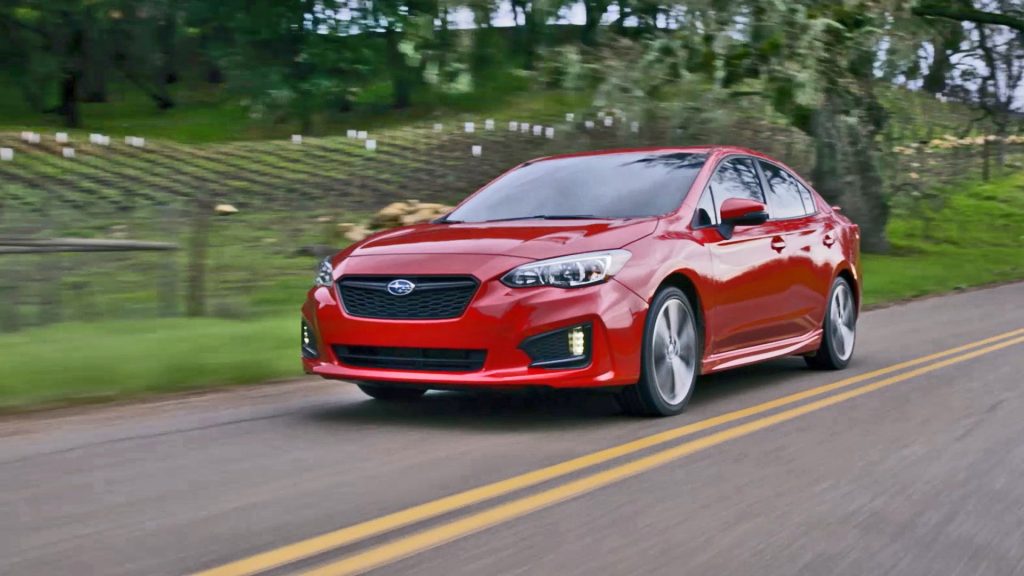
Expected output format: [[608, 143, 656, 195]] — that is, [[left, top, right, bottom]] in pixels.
[[445, 152, 708, 222], [759, 161, 810, 219]]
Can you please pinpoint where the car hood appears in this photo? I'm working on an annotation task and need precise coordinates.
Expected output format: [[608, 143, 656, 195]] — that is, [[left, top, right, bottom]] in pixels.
[[347, 218, 659, 260]]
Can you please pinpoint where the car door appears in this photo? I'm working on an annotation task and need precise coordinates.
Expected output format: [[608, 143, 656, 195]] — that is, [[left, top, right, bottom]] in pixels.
[[757, 160, 831, 338], [696, 156, 793, 354]]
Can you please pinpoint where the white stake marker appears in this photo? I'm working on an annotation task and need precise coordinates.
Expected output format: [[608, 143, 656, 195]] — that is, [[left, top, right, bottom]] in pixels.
[[55, 132, 69, 144], [604, 116, 613, 127], [346, 129, 357, 138], [365, 139, 377, 151], [464, 122, 475, 133], [565, 113, 575, 122], [484, 119, 494, 130], [630, 121, 640, 133], [509, 121, 519, 131], [0, 148, 13, 161], [62, 147, 76, 159], [585, 120, 594, 129], [521, 123, 530, 133], [357, 131, 368, 140], [545, 127, 555, 139], [471, 145, 482, 157], [433, 123, 443, 132], [532, 125, 543, 136], [291, 134, 303, 144]]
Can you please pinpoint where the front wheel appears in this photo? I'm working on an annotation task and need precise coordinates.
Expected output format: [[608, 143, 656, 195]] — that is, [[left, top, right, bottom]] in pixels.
[[806, 277, 857, 370], [619, 287, 700, 417], [357, 384, 427, 401]]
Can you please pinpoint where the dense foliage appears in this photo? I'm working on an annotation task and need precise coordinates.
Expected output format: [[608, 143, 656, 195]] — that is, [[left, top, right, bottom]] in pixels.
[[1, 0, 1023, 252]]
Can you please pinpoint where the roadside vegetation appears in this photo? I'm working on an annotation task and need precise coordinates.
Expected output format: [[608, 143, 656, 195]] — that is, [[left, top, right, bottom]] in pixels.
[[1, 1, 1023, 410], [2, 171, 1023, 411]]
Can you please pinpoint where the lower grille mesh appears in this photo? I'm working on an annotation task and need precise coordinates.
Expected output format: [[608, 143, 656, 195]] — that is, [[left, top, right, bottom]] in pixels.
[[333, 345, 486, 372]]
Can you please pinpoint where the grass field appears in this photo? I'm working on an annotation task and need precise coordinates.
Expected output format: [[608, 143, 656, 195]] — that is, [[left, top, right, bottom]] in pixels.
[[2, 172, 1022, 411], [863, 172, 1024, 304]]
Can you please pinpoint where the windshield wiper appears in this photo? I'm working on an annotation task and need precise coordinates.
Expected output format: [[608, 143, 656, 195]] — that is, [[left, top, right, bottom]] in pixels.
[[439, 214, 606, 224], [481, 214, 603, 223]]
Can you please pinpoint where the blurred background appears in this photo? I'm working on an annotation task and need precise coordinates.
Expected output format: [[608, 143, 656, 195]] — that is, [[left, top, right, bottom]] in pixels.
[[0, 0, 1022, 409]]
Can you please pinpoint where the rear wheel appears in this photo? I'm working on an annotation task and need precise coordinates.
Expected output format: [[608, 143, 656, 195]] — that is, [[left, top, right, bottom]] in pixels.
[[619, 287, 700, 417], [806, 277, 857, 370], [357, 384, 427, 401]]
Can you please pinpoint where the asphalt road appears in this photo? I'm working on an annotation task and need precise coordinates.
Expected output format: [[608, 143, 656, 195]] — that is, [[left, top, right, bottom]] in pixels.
[[3, 282, 1024, 576]]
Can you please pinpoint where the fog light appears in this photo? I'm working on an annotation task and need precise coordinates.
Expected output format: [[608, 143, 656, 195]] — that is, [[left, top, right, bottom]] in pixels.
[[519, 323, 592, 369], [568, 326, 586, 357], [301, 320, 319, 359]]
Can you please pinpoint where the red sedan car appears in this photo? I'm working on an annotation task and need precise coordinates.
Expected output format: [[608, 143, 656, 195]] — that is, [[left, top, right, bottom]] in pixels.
[[302, 146, 860, 416]]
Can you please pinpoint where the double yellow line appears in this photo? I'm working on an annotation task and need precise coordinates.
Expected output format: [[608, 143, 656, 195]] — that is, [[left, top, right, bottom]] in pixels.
[[196, 328, 1024, 576]]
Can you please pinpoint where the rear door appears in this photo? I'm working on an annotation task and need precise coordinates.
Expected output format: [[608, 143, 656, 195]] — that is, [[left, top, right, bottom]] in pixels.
[[698, 156, 792, 354], [756, 160, 830, 337]]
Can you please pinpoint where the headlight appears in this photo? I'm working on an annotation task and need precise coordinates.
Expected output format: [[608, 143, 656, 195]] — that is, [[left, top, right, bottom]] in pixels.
[[315, 258, 334, 287], [501, 250, 632, 288]]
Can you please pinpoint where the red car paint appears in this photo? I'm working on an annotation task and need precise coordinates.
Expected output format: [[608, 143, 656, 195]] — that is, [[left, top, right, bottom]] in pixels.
[[302, 146, 860, 389]]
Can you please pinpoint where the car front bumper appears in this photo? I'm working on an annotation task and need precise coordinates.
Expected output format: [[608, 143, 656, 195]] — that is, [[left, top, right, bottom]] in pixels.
[[301, 253, 647, 389]]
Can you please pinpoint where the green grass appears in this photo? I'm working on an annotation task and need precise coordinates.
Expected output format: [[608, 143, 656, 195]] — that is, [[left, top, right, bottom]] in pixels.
[[0, 316, 298, 411], [1, 169, 1022, 412], [862, 172, 1024, 305]]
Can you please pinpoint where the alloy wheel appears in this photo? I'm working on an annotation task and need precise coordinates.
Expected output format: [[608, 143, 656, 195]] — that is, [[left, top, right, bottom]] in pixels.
[[830, 282, 856, 362], [650, 298, 697, 405]]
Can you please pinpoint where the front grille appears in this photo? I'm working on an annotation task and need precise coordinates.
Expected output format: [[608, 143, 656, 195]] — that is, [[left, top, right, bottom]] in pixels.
[[333, 345, 486, 372], [338, 276, 478, 319]]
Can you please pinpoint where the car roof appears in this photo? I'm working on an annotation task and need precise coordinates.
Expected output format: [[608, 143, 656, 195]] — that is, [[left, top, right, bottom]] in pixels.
[[525, 146, 774, 165]]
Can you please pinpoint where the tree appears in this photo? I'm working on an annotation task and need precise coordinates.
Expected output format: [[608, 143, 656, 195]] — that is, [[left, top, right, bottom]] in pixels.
[[0, 1, 98, 126], [0, 0, 185, 126], [948, 15, 1023, 177], [217, 0, 373, 128], [913, 0, 1024, 33], [593, 1, 899, 252], [915, 1, 1024, 178]]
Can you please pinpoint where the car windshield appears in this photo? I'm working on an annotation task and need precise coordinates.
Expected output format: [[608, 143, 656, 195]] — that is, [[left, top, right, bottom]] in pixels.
[[445, 151, 708, 223]]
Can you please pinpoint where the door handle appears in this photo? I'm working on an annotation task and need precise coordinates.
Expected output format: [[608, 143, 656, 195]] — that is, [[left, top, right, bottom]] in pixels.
[[770, 237, 786, 252], [823, 233, 836, 247]]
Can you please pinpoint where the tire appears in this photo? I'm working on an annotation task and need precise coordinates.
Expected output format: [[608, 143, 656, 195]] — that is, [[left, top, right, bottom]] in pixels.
[[357, 383, 427, 401], [806, 276, 857, 370], [619, 287, 701, 417]]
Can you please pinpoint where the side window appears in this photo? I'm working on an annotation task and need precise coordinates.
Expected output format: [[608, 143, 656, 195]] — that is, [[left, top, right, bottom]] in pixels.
[[694, 188, 718, 227], [760, 161, 811, 219], [709, 157, 764, 222], [797, 183, 816, 214]]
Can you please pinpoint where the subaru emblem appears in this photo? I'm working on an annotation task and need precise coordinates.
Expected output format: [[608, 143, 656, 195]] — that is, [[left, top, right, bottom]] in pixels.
[[386, 279, 416, 296]]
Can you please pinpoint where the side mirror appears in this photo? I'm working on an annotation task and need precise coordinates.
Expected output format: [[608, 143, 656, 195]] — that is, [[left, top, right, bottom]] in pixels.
[[717, 198, 768, 239]]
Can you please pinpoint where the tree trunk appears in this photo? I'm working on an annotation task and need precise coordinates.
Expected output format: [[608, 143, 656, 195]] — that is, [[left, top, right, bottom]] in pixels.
[[810, 103, 890, 253], [386, 27, 412, 109], [81, 29, 108, 103], [523, 3, 542, 70], [582, 0, 606, 46], [921, 23, 962, 96], [59, 72, 81, 128], [58, 18, 85, 128]]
